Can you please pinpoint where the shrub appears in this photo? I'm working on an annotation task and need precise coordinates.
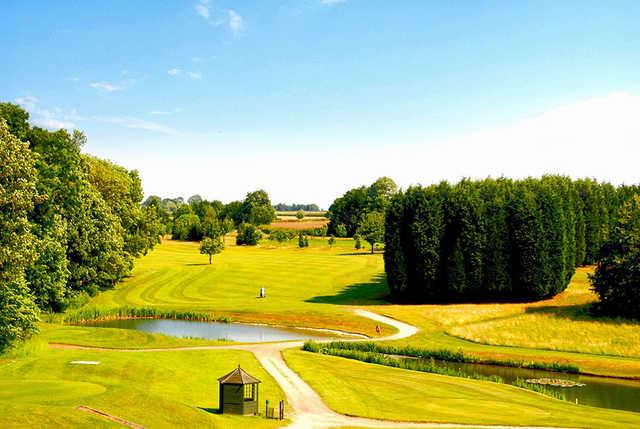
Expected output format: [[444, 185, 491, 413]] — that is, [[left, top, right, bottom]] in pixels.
[[236, 223, 262, 245]]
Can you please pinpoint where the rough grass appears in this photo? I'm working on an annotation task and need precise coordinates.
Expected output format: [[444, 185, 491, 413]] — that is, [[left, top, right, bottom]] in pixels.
[[284, 349, 640, 428], [0, 338, 285, 428], [448, 269, 640, 358], [366, 267, 640, 378]]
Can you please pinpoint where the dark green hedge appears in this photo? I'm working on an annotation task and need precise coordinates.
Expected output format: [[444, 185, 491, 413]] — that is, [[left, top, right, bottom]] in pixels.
[[385, 176, 637, 302]]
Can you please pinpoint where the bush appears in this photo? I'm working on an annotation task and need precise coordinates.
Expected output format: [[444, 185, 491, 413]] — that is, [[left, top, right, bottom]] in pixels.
[[236, 223, 262, 245], [298, 232, 309, 248]]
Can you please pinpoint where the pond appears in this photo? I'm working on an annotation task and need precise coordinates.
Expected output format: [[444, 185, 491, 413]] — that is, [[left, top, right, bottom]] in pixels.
[[419, 358, 640, 413], [85, 318, 354, 343]]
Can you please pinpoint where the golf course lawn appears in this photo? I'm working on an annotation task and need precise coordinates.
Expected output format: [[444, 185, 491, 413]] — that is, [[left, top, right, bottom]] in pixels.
[[4, 238, 640, 428], [284, 349, 640, 428], [0, 339, 286, 428], [70, 240, 640, 376], [84, 238, 389, 337]]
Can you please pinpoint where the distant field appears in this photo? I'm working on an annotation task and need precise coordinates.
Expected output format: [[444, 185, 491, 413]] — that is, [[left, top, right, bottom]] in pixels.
[[267, 219, 329, 230], [275, 210, 327, 218]]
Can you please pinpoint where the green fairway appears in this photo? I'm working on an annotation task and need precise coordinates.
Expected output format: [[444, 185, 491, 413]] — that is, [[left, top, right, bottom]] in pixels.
[[284, 349, 640, 428], [74, 240, 640, 376], [84, 237, 389, 336], [0, 339, 286, 428]]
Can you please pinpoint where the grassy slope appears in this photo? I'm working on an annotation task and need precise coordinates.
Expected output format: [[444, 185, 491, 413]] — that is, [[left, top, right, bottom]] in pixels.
[[86, 238, 388, 337], [284, 349, 640, 428], [0, 340, 286, 429], [448, 268, 640, 357]]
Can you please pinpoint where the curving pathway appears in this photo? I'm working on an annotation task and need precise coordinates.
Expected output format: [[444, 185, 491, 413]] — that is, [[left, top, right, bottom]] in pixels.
[[51, 309, 576, 429]]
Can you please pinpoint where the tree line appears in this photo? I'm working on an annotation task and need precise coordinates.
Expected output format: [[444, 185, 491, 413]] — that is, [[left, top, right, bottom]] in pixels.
[[384, 176, 640, 302], [143, 189, 276, 242], [273, 203, 320, 212], [0, 103, 164, 350]]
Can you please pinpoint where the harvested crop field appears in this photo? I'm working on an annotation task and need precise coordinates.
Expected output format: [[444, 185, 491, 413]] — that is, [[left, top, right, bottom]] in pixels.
[[269, 219, 329, 230]]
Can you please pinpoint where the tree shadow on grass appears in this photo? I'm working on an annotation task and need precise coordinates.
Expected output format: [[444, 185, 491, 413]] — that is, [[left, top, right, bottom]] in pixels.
[[305, 274, 391, 305], [186, 263, 209, 266]]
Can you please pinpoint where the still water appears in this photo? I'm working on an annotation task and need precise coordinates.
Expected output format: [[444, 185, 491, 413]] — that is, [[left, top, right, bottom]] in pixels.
[[87, 318, 343, 343], [421, 358, 640, 413]]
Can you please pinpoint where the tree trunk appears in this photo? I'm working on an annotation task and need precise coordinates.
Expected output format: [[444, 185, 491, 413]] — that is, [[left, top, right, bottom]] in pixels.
[[371, 243, 374, 254], [209, 254, 212, 264]]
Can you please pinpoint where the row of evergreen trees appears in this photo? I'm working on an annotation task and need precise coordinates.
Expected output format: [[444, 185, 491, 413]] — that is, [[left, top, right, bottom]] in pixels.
[[0, 103, 163, 350], [384, 176, 639, 302]]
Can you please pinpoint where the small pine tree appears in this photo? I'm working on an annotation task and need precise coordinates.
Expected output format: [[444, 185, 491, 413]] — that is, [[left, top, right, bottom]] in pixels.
[[296, 210, 304, 220]]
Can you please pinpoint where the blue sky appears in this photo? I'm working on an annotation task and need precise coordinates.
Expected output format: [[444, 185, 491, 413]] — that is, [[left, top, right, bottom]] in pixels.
[[3, 1, 640, 208]]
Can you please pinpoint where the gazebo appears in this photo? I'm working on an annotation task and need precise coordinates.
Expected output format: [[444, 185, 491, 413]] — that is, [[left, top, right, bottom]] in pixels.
[[218, 365, 261, 415]]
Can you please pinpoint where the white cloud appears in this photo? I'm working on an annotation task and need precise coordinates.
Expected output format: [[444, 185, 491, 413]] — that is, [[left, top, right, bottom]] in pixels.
[[168, 68, 182, 76], [321, 0, 347, 5], [126, 92, 640, 208], [94, 116, 178, 135], [187, 71, 202, 80], [90, 81, 120, 92], [195, 0, 212, 19], [89, 79, 135, 94], [229, 10, 243, 33], [15, 95, 39, 110]]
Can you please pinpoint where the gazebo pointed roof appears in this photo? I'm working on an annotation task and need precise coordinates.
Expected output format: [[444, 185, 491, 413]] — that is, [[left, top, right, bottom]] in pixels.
[[218, 365, 261, 385]]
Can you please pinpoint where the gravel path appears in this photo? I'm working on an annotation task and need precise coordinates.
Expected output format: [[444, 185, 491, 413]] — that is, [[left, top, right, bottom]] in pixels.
[[53, 309, 576, 429]]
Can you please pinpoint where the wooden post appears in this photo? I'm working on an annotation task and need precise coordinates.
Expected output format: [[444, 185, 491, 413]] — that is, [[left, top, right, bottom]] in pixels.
[[279, 400, 284, 420]]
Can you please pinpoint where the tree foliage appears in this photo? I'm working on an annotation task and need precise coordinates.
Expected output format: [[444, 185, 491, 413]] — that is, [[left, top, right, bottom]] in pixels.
[[357, 211, 385, 253], [328, 177, 397, 236], [0, 119, 40, 349], [236, 223, 262, 245], [0, 103, 165, 348], [385, 176, 637, 303], [591, 195, 640, 319], [199, 236, 224, 264]]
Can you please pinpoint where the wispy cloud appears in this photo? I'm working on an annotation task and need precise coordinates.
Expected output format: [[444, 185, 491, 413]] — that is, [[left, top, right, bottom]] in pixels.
[[229, 10, 243, 33], [94, 116, 178, 135], [168, 68, 182, 76], [90, 81, 120, 92], [187, 71, 202, 80], [89, 78, 135, 94], [195, 0, 212, 19], [15, 95, 39, 110], [321, 0, 347, 5]]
